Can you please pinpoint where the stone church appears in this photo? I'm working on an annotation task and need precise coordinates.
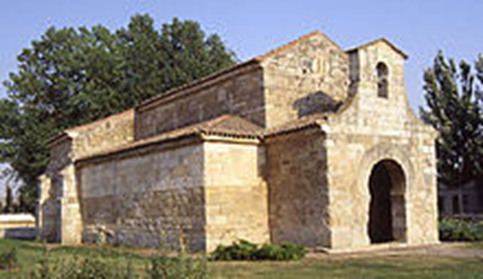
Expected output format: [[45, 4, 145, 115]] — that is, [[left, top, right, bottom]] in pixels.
[[37, 31, 440, 252]]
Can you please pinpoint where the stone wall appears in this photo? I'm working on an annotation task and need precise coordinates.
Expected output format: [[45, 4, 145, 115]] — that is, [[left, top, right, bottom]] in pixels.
[[266, 129, 331, 247], [38, 138, 72, 242], [78, 140, 206, 250], [203, 139, 269, 251], [0, 214, 35, 229], [76, 137, 270, 252], [69, 109, 135, 159], [325, 41, 439, 249], [262, 33, 350, 127], [135, 65, 265, 140], [0, 214, 36, 240], [38, 109, 136, 245]]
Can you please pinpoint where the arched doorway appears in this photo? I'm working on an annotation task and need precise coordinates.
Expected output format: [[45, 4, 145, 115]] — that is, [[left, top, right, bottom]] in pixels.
[[368, 160, 407, 244]]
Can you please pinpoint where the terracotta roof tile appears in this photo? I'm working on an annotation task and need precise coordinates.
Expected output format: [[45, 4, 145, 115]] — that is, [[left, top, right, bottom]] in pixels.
[[76, 115, 263, 163], [76, 112, 336, 163], [264, 113, 329, 137]]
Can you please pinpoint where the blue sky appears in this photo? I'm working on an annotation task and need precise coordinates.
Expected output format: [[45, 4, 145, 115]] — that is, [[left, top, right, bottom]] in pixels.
[[0, 0, 482, 194]]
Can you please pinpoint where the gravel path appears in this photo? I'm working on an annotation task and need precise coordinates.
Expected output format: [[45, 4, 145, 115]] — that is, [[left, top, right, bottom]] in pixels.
[[309, 243, 483, 259]]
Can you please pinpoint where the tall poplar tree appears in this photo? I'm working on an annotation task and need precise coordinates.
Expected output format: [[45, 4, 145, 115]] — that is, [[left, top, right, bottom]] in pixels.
[[420, 51, 483, 186]]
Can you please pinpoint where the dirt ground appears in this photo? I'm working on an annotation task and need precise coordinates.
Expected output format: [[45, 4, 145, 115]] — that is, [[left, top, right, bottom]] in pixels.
[[309, 243, 483, 260]]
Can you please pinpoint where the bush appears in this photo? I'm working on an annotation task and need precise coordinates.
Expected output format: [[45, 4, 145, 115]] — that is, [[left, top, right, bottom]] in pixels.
[[29, 248, 118, 279], [0, 247, 17, 270], [439, 218, 483, 242], [257, 243, 306, 261], [211, 240, 306, 261], [211, 240, 258, 261], [26, 242, 207, 279], [147, 254, 207, 279]]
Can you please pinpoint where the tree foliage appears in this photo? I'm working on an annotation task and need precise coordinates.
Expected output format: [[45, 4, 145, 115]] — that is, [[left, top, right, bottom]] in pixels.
[[0, 14, 236, 212], [420, 51, 483, 185]]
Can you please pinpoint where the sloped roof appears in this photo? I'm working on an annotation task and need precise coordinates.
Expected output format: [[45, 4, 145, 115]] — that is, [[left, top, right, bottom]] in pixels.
[[76, 112, 336, 164], [346, 38, 408, 59], [254, 30, 345, 61], [265, 113, 329, 137], [196, 114, 264, 137], [47, 109, 134, 147], [139, 30, 344, 111], [76, 115, 263, 163]]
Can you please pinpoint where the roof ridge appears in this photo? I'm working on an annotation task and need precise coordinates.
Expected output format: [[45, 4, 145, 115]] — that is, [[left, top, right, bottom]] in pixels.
[[254, 30, 345, 61], [76, 114, 263, 163], [346, 37, 408, 59], [138, 30, 345, 111], [47, 109, 134, 146]]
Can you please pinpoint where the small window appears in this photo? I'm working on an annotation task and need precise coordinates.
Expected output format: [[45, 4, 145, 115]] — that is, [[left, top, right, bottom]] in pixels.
[[376, 62, 389, 98]]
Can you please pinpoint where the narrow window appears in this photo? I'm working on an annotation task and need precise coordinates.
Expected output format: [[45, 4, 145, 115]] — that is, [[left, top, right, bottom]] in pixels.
[[376, 62, 389, 98]]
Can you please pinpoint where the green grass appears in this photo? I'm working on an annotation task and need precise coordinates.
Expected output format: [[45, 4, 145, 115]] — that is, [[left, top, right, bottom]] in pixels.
[[1, 239, 483, 278], [210, 256, 483, 279]]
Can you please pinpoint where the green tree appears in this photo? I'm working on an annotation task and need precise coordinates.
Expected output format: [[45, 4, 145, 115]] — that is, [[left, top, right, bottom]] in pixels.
[[420, 51, 483, 186], [117, 14, 164, 106], [157, 18, 236, 94], [0, 15, 236, 213]]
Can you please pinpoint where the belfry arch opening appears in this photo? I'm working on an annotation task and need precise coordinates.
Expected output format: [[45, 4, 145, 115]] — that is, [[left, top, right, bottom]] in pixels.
[[376, 62, 389, 98], [368, 159, 407, 244]]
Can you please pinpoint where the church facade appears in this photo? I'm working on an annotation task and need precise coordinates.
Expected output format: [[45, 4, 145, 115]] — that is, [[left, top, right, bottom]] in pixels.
[[37, 31, 439, 252]]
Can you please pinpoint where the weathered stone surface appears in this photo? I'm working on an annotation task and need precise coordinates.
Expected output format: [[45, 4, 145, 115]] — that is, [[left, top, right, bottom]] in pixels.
[[135, 66, 265, 140], [262, 33, 350, 127], [79, 143, 205, 250], [204, 140, 269, 251], [39, 31, 439, 252], [38, 109, 135, 244], [266, 129, 330, 247]]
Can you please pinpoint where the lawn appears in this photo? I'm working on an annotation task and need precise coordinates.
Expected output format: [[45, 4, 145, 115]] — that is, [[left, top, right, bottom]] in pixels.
[[0, 239, 482, 278]]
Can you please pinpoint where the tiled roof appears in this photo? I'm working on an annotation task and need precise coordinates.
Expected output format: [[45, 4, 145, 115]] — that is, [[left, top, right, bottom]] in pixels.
[[196, 114, 264, 137], [265, 113, 329, 137], [76, 115, 264, 163], [47, 109, 134, 147], [346, 38, 408, 59], [76, 113, 333, 164]]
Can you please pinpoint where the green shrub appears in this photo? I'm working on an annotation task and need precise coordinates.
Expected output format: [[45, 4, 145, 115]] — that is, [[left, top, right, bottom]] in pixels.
[[28, 244, 127, 279], [0, 247, 17, 270], [27, 242, 207, 279], [211, 240, 259, 261], [29, 253, 117, 279], [63, 257, 115, 279], [256, 243, 306, 261], [147, 254, 207, 279], [211, 240, 306, 261], [439, 218, 483, 242]]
